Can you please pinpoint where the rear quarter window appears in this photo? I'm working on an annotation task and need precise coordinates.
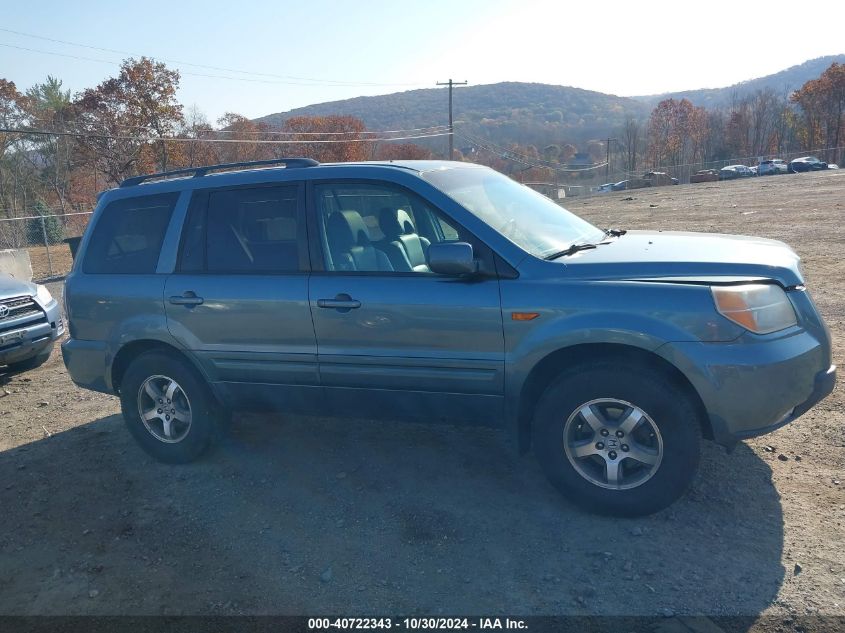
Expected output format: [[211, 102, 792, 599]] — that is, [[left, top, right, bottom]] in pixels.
[[83, 193, 178, 274]]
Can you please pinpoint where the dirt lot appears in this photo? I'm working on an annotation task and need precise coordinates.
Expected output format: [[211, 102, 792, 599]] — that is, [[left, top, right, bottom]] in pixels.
[[0, 170, 843, 624]]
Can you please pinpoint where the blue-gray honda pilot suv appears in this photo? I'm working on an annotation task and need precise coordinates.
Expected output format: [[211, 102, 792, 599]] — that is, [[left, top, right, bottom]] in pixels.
[[62, 158, 835, 516]]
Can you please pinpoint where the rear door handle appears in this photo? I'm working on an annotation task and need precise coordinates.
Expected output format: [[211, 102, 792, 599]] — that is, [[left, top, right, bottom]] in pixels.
[[317, 294, 361, 310], [169, 291, 204, 306]]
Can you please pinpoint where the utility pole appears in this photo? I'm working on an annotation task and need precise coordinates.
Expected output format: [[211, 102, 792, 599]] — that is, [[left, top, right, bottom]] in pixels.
[[436, 79, 468, 159], [605, 138, 617, 182]]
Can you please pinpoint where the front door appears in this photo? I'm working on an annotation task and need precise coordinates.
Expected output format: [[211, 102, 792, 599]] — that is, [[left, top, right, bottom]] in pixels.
[[308, 181, 505, 424], [164, 183, 320, 412]]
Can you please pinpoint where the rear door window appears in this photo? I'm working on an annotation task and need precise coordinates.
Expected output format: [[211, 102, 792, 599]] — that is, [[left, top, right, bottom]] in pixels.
[[83, 193, 178, 274], [180, 185, 304, 273]]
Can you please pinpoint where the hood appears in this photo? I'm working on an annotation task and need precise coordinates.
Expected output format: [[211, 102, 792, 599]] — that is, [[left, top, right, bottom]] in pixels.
[[0, 273, 37, 297], [561, 231, 803, 286]]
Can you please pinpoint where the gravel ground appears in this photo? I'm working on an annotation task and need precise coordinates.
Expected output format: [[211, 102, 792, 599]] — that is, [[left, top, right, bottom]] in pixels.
[[0, 170, 842, 626]]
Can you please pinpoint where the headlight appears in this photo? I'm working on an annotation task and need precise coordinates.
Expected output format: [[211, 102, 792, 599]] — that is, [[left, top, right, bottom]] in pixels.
[[35, 284, 53, 306], [711, 284, 797, 334]]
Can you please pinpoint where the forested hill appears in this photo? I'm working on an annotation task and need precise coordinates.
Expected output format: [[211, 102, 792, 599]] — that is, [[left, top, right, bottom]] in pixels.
[[633, 55, 845, 108], [254, 56, 844, 147], [254, 83, 648, 147]]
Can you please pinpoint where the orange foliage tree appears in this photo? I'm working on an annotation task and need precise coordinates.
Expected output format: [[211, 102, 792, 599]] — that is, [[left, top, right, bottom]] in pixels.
[[73, 57, 183, 185], [374, 142, 434, 160], [792, 63, 845, 163], [280, 115, 371, 162], [646, 98, 708, 172]]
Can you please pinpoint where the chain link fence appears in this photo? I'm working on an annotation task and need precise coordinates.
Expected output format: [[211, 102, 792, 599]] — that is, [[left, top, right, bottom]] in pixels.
[[0, 211, 92, 281]]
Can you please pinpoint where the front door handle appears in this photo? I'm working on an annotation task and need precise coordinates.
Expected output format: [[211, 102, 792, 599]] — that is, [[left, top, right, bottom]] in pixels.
[[169, 291, 204, 306], [317, 293, 361, 310]]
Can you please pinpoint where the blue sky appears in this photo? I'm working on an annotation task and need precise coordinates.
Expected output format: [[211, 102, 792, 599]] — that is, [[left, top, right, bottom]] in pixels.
[[3, 0, 844, 125]]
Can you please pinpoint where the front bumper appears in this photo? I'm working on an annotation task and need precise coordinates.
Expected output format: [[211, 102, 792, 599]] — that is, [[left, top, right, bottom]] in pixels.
[[730, 364, 836, 441], [658, 328, 835, 448], [0, 300, 63, 366]]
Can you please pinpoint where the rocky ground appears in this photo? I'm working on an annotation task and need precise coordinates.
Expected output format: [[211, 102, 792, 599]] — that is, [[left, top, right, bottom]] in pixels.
[[0, 170, 842, 630]]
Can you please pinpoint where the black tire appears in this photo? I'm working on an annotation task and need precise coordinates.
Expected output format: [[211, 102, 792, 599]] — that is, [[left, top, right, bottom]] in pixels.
[[119, 350, 220, 463], [6, 347, 52, 372], [533, 360, 701, 516]]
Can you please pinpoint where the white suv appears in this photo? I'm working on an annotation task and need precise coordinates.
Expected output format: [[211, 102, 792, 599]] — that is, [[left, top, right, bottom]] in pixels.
[[758, 159, 788, 175]]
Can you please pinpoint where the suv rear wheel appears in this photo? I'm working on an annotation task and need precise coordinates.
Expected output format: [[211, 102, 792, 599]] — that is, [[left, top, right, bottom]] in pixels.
[[120, 350, 219, 463], [533, 360, 701, 516]]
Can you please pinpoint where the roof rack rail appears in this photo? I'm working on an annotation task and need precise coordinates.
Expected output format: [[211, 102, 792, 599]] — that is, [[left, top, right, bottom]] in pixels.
[[120, 157, 319, 188]]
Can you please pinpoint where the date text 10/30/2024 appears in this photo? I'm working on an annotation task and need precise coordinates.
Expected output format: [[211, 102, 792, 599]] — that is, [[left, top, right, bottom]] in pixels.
[[308, 618, 528, 630]]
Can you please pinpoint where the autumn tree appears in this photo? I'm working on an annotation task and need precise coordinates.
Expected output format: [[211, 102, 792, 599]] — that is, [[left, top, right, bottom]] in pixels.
[[280, 115, 370, 162], [792, 62, 845, 163], [646, 98, 708, 175], [586, 140, 606, 164], [211, 112, 274, 164], [559, 144, 577, 163], [176, 105, 217, 168], [0, 79, 34, 219], [0, 79, 27, 160], [374, 143, 434, 160], [74, 57, 183, 185]]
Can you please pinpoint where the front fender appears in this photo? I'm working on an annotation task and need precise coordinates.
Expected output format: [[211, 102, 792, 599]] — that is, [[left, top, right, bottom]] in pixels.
[[500, 278, 742, 448], [503, 315, 673, 439]]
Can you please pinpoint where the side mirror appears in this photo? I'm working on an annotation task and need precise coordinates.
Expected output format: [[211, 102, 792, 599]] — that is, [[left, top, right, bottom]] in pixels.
[[427, 242, 477, 276]]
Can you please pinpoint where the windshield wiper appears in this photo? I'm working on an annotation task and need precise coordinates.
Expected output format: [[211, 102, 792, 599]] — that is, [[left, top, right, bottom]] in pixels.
[[543, 242, 598, 260]]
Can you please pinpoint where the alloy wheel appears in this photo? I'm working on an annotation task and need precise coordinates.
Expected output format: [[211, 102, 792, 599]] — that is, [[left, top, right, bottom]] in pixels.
[[137, 374, 193, 443], [563, 398, 663, 490]]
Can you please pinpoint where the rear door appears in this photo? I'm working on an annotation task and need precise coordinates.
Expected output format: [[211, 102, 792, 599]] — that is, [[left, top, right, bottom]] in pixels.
[[164, 183, 320, 412], [307, 180, 506, 424]]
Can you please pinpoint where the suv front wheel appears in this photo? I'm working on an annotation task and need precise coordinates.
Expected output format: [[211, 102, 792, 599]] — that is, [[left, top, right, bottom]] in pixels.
[[533, 360, 701, 516], [120, 350, 220, 463]]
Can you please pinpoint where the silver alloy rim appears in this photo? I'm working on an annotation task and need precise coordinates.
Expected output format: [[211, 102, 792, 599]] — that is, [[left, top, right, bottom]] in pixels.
[[563, 398, 663, 490], [137, 375, 192, 443]]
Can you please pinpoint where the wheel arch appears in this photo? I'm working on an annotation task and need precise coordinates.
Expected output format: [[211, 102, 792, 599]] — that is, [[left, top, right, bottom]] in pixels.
[[515, 343, 711, 453], [110, 339, 210, 396]]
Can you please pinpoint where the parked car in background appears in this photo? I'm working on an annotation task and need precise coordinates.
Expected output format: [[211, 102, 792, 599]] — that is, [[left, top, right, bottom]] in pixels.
[[597, 183, 615, 193], [719, 165, 754, 180], [758, 159, 788, 175], [613, 178, 651, 190], [789, 156, 828, 172], [828, 164, 839, 169], [749, 166, 758, 176], [690, 169, 719, 183], [62, 158, 836, 517], [642, 171, 675, 186], [0, 274, 63, 371]]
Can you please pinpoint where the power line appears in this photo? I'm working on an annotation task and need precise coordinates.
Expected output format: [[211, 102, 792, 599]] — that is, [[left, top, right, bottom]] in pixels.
[[0, 127, 452, 144], [0, 27, 425, 88], [0, 42, 426, 88], [27, 117, 450, 137], [195, 125, 450, 137]]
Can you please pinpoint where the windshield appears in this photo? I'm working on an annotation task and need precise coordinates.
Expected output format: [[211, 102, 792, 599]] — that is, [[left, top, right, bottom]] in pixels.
[[423, 167, 606, 259]]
